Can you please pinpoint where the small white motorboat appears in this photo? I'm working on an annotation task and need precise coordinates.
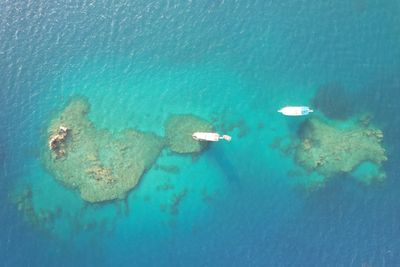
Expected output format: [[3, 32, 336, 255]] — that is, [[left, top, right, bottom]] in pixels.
[[278, 106, 313, 116], [192, 132, 232, 142]]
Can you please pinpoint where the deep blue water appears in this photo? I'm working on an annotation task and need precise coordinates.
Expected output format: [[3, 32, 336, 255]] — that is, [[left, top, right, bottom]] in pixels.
[[1, 1, 400, 266]]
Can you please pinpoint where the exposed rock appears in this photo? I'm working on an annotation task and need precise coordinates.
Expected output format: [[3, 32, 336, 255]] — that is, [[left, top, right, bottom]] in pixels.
[[48, 126, 69, 158]]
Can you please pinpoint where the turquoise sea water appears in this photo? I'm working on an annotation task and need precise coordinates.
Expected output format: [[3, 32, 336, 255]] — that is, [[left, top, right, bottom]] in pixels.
[[1, 1, 400, 266]]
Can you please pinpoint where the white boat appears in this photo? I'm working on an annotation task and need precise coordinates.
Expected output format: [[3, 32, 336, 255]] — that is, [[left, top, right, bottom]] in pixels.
[[278, 106, 313, 116], [192, 132, 232, 142]]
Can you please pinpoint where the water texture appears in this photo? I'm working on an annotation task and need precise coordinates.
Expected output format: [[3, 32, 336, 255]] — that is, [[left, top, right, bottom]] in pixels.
[[1, 1, 400, 266]]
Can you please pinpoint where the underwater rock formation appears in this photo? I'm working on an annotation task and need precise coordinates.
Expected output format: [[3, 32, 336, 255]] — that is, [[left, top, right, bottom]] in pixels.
[[165, 114, 213, 154], [44, 97, 165, 203], [312, 83, 354, 120], [295, 117, 387, 183]]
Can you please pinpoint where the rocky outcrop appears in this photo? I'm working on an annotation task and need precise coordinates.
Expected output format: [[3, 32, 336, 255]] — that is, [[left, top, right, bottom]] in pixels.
[[48, 126, 69, 158]]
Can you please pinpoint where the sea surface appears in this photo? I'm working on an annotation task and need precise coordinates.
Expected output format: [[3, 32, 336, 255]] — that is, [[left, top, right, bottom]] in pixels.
[[1, 1, 400, 266]]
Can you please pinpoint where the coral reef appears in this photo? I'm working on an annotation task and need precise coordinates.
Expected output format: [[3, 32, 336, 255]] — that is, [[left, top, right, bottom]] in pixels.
[[159, 189, 188, 215], [165, 114, 213, 154], [295, 117, 387, 182], [154, 164, 180, 174], [12, 186, 61, 232], [44, 97, 165, 203], [43, 97, 216, 205]]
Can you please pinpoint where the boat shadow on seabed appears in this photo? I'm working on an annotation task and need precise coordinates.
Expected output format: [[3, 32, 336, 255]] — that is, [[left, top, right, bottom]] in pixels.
[[206, 144, 241, 188]]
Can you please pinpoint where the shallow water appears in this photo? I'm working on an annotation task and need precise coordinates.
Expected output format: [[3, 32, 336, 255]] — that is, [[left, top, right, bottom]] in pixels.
[[1, 1, 400, 266]]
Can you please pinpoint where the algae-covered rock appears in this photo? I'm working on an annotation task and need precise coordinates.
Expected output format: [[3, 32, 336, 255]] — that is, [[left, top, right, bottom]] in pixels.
[[295, 117, 387, 181], [44, 97, 165, 203], [165, 114, 213, 154]]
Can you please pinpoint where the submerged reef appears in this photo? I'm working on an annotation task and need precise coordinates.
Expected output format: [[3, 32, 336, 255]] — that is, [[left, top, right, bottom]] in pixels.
[[44, 98, 215, 204], [12, 186, 62, 232], [165, 114, 213, 154], [44, 97, 165, 203], [295, 117, 387, 183]]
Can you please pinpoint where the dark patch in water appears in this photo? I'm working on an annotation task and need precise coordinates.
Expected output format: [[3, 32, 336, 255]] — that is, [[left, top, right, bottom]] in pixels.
[[359, 77, 400, 117], [296, 119, 313, 140], [207, 145, 241, 186], [312, 83, 354, 120]]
